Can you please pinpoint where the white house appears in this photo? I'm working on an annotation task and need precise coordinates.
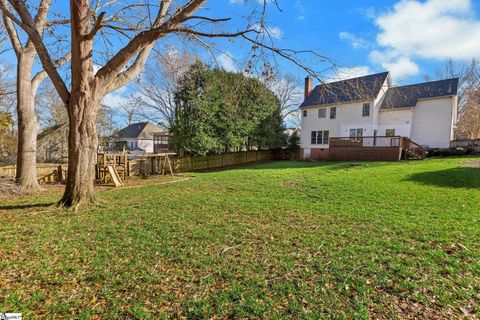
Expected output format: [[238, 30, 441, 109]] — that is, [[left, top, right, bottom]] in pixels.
[[114, 122, 170, 154], [300, 72, 458, 160]]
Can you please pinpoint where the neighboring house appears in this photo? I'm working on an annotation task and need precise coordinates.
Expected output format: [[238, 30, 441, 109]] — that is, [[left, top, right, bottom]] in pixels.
[[114, 122, 171, 154], [37, 123, 69, 163], [300, 72, 458, 159]]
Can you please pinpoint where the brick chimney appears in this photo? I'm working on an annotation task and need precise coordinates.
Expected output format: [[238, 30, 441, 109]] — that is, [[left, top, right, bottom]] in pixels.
[[305, 76, 313, 99]]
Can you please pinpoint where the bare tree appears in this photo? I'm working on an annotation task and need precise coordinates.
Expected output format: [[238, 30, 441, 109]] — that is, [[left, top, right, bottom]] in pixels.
[[0, 0, 329, 208], [138, 47, 196, 128], [36, 81, 68, 128], [119, 96, 143, 126], [1, 1, 70, 190], [263, 73, 303, 126], [433, 59, 480, 139]]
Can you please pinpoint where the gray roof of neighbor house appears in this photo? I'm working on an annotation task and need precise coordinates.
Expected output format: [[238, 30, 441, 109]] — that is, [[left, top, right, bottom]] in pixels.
[[380, 78, 459, 110], [300, 72, 390, 108], [117, 122, 167, 139]]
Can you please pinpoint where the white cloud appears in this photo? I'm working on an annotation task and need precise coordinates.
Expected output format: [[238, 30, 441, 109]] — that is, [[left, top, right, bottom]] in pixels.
[[364, 0, 480, 81], [252, 23, 283, 40], [381, 57, 420, 81], [375, 0, 480, 60], [329, 66, 372, 81], [339, 32, 368, 49], [295, 0, 307, 21], [217, 52, 238, 72], [102, 86, 132, 108]]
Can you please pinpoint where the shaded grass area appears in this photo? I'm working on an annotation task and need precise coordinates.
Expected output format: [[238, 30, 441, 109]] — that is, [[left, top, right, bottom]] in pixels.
[[0, 158, 479, 318]]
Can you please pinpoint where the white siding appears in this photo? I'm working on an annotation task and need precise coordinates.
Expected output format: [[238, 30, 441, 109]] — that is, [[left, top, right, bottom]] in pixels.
[[138, 139, 154, 153], [300, 100, 377, 149], [411, 97, 455, 148], [378, 109, 413, 137], [119, 138, 154, 153]]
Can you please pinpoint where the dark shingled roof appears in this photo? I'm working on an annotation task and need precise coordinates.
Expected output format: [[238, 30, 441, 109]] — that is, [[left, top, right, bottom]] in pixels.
[[380, 78, 459, 110], [117, 122, 166, 139], [300, 72, 390, 108]]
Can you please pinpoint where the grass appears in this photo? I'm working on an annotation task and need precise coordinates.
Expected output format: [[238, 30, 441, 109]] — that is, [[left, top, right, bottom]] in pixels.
[[0, 157, 479, 319]]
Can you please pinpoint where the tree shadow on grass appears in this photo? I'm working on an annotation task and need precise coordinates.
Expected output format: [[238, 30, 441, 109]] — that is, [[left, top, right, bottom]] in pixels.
[[405, 167, 480, 189], [0, 202, 55, 211]]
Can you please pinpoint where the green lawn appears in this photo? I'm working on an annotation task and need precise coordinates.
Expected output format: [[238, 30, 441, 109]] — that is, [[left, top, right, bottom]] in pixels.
[[1, 158, 479, 319]]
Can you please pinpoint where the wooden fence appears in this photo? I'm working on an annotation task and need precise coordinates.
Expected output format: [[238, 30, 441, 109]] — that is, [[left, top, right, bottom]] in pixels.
[[0, 149, 300, 179], [0, 163, 67, 179], [130, 149, 300, 175], [450, 139, 480, 150]]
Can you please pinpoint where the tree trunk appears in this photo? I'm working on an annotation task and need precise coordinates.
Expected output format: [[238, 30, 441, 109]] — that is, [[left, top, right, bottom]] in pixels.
[[58, 0, 97, 208], [16, 52, 40, 191], [58, 93, 99, 208]]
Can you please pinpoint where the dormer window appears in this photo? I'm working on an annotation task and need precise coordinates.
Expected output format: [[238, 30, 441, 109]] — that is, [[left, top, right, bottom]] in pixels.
[[318, 108, 326, 118], [362, 103, 370, 117]]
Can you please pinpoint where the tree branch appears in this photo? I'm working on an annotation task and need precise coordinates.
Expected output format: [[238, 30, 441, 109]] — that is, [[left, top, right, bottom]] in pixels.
[[95, 0, 206, 82], [1, 7, 22, 57], [84, 11, 105, 41], [99, 0, 175, 93], [25, 0, 52, 50], [31, 52, 71, 95], [5, 0, 70, 104]]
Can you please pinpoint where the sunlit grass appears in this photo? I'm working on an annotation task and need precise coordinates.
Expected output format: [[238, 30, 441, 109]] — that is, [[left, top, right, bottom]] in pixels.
[[1, 157, 479, 318]]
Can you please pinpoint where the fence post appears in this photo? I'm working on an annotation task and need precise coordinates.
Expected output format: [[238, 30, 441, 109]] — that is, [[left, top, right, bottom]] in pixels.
[[57, 165, 62, 183]]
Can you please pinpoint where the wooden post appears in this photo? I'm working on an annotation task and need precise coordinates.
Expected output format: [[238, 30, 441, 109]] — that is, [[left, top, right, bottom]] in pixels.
[[57, 165, 62, 183], [166, 155, 174, 177]]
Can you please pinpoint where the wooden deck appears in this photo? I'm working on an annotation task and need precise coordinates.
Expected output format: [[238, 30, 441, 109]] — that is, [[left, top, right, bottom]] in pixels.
[[323, 136, 426, 161]]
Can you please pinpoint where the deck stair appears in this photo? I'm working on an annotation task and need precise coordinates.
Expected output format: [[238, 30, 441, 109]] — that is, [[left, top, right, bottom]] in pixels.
[[400, 137, 426, 160]]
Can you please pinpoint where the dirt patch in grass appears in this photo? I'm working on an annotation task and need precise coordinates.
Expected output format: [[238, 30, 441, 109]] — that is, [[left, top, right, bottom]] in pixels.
[[462, 160, 480, 168]]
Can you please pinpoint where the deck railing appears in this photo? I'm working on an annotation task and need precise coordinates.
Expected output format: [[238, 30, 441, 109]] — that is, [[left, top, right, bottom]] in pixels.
[[400, 137, 427, 159], [329, 136, 401, 148], [329, 136, 426, 160]]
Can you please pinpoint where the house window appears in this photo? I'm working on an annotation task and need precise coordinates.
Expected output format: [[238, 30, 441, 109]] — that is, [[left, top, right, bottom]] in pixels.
[[303, 110, 307, 117], [330, 107, 336, 119], [362, 103, 370, 117], [386, 129, 396, 137], [311, 130, 330, 145], [350, 128, 363, 138], [130, 141, 134, 149], [318, 108, 326, 118]]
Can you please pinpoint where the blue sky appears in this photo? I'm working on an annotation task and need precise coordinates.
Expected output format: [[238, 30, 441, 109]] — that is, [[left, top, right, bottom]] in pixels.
[[107, 0, 480, 124], [211, 0, 480, 84], [2, 0, 480, 126]]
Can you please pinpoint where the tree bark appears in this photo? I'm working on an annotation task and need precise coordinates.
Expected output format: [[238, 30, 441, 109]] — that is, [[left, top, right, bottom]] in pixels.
[[16, 51, 40, 190], [58, 93, 99, 208], [58, 0, 97, 208]]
